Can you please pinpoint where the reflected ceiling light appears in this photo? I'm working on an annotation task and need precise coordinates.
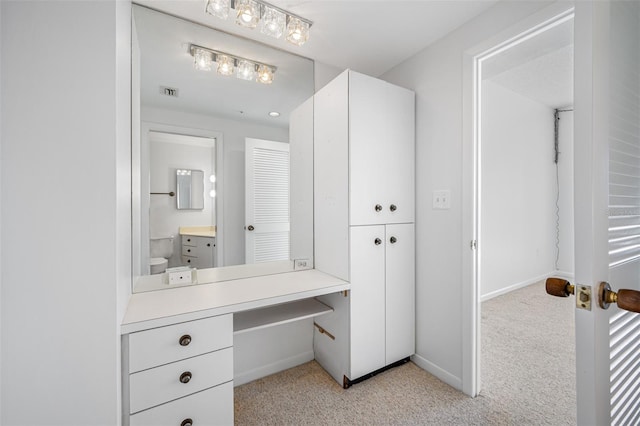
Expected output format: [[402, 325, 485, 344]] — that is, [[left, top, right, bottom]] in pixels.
[[204, 0, 312, 46], [256, 64, 274, 85], [268, 111, 280, 117], [193, 47, 214, 71], [216, 54, 235, 76], [237, 59, 257, 81], [205, 0, 230, 20], [190, 44, 277, 85]]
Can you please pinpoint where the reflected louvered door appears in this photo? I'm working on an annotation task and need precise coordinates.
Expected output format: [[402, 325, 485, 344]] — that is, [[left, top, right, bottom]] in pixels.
[[245, 138, 290, 264], [607, 2, 640, 424]]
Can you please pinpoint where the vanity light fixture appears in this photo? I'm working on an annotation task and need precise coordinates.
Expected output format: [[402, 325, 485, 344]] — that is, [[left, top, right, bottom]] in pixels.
[[204, 0, 312, 46], [190, 44, 277, 84]]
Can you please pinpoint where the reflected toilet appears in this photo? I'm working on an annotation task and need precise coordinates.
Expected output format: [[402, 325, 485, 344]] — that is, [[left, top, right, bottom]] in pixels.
[[150, 236, 174, 274]]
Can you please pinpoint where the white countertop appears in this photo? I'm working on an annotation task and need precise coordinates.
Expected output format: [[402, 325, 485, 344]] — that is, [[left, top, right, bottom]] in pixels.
[[121, 269, 350, 334]]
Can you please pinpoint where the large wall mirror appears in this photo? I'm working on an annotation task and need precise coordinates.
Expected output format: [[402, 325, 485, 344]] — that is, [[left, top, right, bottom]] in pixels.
[[132, 4, 315, 292]]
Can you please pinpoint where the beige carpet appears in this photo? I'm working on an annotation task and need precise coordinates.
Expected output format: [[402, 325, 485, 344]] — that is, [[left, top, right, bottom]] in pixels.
[[234, 281, 576, 425]]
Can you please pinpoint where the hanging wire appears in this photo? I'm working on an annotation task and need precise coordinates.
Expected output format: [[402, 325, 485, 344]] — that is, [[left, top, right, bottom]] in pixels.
[[553, 108, 574, 271]]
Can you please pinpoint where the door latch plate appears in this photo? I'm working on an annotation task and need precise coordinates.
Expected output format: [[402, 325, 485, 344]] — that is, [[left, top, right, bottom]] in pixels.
[[576, 285, 592, 311]]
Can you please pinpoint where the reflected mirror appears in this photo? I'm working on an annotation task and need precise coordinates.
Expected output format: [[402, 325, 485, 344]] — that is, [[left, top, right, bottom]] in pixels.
[[176, 169, 205, 210], [132, 4, 315, 292]]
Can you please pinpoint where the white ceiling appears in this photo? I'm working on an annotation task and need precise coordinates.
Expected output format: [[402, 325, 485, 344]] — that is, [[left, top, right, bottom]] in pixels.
[[483, 17, 574, 109], [135, 0, 500, 77]]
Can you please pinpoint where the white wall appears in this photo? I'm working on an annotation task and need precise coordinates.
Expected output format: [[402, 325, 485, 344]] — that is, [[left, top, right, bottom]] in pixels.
[[480, 80, 556, 300], [381, 0, 558, 390], [142, 106, 287, 267], [149, 136, 215, 268], [1, 1, 130, 424]]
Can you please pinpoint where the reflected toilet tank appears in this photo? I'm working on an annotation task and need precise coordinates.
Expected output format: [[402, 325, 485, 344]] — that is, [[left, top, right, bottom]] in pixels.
[[150, 236, 174, 274]]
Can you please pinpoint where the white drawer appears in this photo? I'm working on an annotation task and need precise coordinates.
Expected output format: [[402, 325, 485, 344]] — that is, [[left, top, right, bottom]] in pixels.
[[129, 347, 233, 414], [182, 235, 197, 247], [129, 314, 232, 373], [130, 381, 233, 426]]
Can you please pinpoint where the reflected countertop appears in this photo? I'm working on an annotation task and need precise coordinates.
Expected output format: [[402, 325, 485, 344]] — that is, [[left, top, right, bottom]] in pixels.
[[179, 226, 216, 238]]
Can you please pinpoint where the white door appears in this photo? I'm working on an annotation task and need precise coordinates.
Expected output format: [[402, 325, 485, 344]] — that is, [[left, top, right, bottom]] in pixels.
[[349, 225, 386, 379], [574, 1, 640, 424], [245, 138, 290, 264], [385, 223, 415, 365]]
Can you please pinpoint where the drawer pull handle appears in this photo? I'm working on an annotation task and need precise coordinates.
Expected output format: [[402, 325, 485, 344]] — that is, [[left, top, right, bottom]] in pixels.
[[179, 334, 191, 346], [390, 204, 397, 212], [187, 249, 191, 253], [179, 371, 192, 384], [374, 238, 382, 246], [390, 236, 397, 244], [207, 243, 211, 247], [181, 418, 193, 426], [375, 204, 382, 212]]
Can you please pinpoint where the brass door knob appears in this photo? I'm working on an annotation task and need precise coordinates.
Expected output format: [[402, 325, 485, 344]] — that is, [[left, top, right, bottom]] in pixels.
[[545, 277, 574, 297], [179, 334, 191, 346], [598, 282, 640, 313]]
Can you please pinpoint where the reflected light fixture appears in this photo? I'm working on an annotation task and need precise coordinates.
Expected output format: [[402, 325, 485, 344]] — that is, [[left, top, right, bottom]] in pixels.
[[204, 0, 312, 46], [190, 44, 277, 85]]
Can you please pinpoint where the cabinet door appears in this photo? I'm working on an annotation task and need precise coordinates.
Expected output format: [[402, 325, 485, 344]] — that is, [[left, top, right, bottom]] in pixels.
[[194, 237, 215, 268], [349, 71, 415, 225], [349, 225, 386, 379], [385, 223, 415, 364]]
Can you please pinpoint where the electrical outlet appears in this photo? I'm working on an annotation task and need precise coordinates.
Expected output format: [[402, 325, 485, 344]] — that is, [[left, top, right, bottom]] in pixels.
[[294, 258, 311, 270], [433, 190, 451, 209], [168, 268, 194, 285]]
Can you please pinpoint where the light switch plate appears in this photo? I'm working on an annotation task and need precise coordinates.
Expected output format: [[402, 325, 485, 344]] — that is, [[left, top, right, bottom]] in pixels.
[[433, 190, 451, 209]]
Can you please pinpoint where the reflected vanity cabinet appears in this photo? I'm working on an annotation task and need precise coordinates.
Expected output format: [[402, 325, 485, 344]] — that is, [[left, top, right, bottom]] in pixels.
[[121, 314, 234, 425], [313, 69, 416, 386], [181, 235, 215, 269]]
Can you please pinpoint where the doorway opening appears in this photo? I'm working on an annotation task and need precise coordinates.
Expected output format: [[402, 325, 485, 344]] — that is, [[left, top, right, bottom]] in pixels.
[[469, 8, 575, 418]]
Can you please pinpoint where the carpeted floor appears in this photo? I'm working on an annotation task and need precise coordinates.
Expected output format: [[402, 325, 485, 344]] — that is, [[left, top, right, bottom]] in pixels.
[[234, 280, 576, 425]]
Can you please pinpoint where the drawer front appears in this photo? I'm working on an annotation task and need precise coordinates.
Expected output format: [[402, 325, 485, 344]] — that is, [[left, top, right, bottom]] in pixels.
[[129, 314, 232, 373], [130, 381, 233, 426], [181, 255, 197, 267], [182, 245, 197, 257], [129, 347, 233, 414], [182, 235, 197, 247]]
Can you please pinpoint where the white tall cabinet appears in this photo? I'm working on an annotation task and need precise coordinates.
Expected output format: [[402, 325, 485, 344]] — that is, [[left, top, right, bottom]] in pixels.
[[313, 70, 415, 387]]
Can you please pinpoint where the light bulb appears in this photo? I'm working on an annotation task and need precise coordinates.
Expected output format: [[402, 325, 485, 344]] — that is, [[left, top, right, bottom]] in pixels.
[[260, 6, 285, 39], [256, 64, 274, 85], [205, 0, 230, 20], [235, 0, 259, 28], [209, 175, 216, 183], [286, 17, 310, 46], [216, 54, 235, 76], [236, 59, 256, 81], [193, 48, 213, 71], [209, 189, 217, 198]]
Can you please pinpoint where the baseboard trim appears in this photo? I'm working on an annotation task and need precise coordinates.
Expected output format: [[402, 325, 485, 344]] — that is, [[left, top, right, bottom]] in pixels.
[[411, 354, 462, 391], [234, 351, 315, 387], [481, 271, 559, 302]]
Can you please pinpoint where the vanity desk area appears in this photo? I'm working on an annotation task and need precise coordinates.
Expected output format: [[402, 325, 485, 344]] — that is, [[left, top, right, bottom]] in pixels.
[[121, 269, 350, 425]]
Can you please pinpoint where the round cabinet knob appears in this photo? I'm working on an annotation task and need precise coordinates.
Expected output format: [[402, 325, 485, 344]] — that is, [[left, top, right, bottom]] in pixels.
[[187, 249, 191, 253], [179, 334, 191, 346], [390, 236, 397, 244], [187, 238, 191, 242], [374, 238, 382, 245], [375, 204, 383, 212], [207, 243, 211, 247], [181, 418, 193, 426], [390, 204, 397, 212], [186, 259, 191, 263], [247, 225, 255, 231], [179, 371, 192, 384]]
